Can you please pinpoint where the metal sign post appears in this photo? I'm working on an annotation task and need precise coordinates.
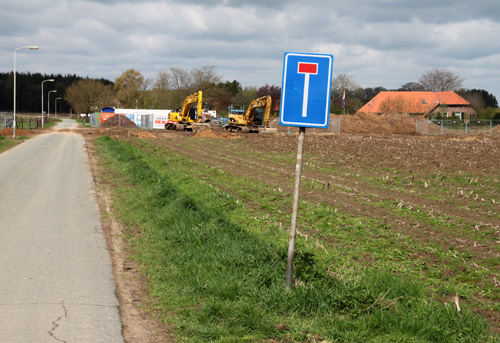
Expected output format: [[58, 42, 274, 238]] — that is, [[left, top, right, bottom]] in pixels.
[[285, 126, 306, 289], [279, 51, 333, 290]]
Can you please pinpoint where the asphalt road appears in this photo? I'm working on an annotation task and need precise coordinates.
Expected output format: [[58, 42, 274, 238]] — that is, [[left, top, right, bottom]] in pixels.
[[0, 119, 124, 342]]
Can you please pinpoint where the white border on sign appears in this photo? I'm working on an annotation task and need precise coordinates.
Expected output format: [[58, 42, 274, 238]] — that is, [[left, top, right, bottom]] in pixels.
[[280, 52, 333, 128]]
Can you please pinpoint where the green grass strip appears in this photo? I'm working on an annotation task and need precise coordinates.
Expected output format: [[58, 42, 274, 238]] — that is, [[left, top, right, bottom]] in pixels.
[[0, 135, 30, 153], [95, 136, 495, 343]]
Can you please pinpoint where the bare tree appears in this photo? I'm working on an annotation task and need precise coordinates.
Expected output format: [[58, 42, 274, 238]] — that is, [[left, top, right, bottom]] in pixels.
[[191, 65, 221, 89], [169, 67, 192, 91], [418, 68, 464, 92], [399, 82, 424, 91], [65, 79, 114, 119], [151, 66, 223, 109], [114, 69, 151, 108], [191, 65, 222, 108], [151, 71, 172, 109], [331, 73, 361, 113], [168, 67, 194, 107], [332, 73, 360, 96]]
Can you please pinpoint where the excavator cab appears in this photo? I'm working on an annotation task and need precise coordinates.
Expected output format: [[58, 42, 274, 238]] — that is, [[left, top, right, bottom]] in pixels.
[[253, 107, 265, 126], [188, 106, 198, 122]]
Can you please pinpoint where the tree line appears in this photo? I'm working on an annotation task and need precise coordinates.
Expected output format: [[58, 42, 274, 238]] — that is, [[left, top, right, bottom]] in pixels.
[[333, 68, 499, 118], [2, 67, 498, 119], [62, 66, 283, 119], [0, 72, 112, 114]]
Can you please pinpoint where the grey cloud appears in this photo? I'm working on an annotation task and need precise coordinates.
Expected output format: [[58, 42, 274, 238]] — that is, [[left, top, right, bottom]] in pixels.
[[85, 0, 290, 9], [327, 0, 500, 24], [1, 0, 500, 100]]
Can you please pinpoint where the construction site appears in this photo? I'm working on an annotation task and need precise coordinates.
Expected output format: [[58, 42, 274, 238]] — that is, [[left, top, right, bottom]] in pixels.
[[2, 111, 500, 341], [78, 112, 500, 341]]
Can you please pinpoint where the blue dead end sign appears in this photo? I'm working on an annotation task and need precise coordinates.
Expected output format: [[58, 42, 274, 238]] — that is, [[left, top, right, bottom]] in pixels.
[[279, 52, 334, 128]]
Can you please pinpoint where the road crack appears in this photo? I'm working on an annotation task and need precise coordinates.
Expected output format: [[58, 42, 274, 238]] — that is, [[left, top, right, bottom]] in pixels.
[[47, 301, 68, 343]]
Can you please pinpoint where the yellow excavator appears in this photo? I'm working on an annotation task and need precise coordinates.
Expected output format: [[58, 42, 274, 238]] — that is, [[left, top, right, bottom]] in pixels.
[[223, 95, 272, 133], [164, 91, 211, 132]]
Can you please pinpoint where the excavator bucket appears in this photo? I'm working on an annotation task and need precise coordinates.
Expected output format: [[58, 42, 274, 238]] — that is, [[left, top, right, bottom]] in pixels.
[[191, 123, 211, 133], [258, 126, 277, 133]]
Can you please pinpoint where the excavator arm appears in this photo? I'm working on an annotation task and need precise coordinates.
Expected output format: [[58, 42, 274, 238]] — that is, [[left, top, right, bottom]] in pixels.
[[179, 91, 203, 123], [262, 96, 272, 127]]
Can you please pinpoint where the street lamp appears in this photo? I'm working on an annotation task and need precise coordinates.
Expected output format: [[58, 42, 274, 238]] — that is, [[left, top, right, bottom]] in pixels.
[[13, 46, 39, 138], [55, 97, 62, 118], [41, 79, 54, 127], [47, 90, 57, 120]]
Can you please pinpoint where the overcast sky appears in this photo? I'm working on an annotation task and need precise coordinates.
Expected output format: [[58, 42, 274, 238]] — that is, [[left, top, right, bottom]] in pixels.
[[1, 0, 500, 101]]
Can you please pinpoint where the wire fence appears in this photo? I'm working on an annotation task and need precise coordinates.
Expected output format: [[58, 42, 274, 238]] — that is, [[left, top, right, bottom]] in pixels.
[[89, 112, 100, 128], [416, 119, 500, 135], [1, 113, 13, 130], [1, 113, 44, 130]]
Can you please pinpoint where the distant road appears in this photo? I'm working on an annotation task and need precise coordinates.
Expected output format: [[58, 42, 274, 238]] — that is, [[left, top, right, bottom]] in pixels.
[[0, 119, 123, 342]]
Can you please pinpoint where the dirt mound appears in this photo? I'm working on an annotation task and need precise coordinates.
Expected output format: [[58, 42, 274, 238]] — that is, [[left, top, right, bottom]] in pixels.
[[0, 128, 32, 136], [268, 113, 421, 134], [337, 112, 421, 134], [101, 115, 138, 128]]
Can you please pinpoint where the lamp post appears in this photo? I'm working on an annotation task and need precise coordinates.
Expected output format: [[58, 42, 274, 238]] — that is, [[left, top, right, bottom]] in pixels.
[[41, 79, 54, 128], [55, 97, 61, 118], [13, 46, 39, 138], [47, 90, 57, 120]]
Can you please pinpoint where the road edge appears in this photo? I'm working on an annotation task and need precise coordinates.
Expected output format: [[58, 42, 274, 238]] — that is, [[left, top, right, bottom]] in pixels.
[[82, 131, 176, 343]]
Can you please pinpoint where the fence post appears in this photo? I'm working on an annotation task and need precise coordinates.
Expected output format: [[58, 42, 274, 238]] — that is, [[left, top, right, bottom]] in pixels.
[[491, 120, 493, 135], [466, 120, 468, 134]]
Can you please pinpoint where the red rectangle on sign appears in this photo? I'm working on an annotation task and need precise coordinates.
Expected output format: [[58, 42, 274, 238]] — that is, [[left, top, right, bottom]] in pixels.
[[298, 63, 318, 74]]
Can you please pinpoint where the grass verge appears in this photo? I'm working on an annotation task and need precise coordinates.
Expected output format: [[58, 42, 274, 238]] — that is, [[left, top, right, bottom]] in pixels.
[[95, 136, 497, 342], [0, 135, 30, 154]]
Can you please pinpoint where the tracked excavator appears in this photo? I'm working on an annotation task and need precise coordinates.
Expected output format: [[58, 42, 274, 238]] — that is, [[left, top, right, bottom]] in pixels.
[[164, 91, 211, 132], [223, 96, 272, 133]]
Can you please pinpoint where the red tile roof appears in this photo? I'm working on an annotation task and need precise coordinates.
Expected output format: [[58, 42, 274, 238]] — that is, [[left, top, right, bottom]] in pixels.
[[358, 91, 470, 115]]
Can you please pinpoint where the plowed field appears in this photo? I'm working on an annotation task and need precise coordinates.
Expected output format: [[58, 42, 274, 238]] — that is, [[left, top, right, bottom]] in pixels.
[[84, 125, 500, 337]]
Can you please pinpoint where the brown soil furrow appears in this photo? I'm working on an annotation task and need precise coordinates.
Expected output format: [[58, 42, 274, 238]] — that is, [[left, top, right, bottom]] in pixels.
[[151, 136, 500, 267]]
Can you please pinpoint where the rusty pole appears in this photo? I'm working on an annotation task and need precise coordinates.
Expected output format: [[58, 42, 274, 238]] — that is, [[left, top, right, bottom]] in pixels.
[[285, 126, 306, 290]]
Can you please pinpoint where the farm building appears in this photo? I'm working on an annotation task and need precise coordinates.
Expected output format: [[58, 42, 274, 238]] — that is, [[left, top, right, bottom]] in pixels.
[[358, 91, 475, 119]]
